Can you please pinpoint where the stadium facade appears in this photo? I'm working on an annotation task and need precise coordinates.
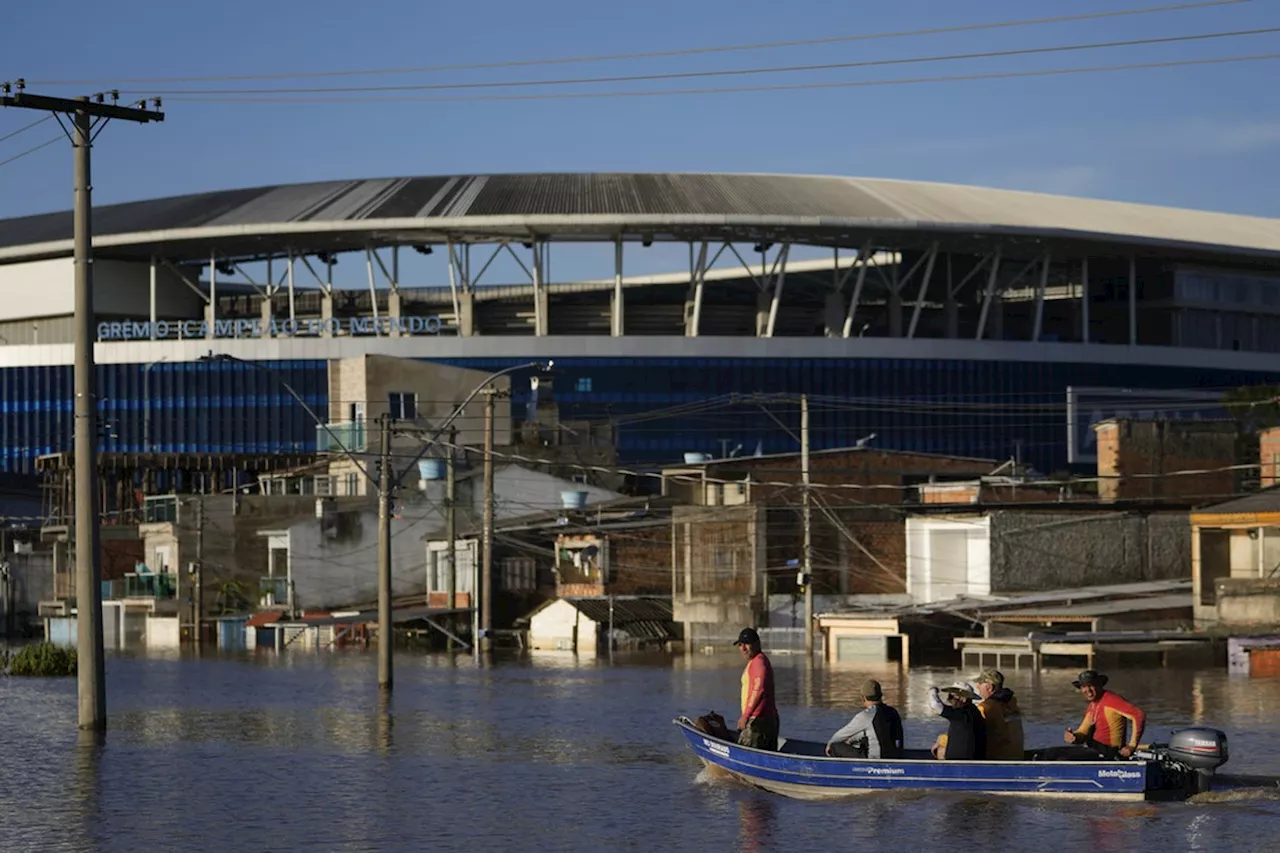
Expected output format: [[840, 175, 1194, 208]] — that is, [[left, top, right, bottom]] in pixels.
[[2, 171, 1280, 476]]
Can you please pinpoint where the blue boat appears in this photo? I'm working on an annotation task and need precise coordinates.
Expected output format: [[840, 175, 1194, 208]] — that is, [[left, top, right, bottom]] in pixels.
[[673, 716, 1229, 802]]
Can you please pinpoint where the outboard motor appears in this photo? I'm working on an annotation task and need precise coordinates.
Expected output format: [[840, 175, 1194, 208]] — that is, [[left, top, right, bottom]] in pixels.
[[1138, 727, 1230, 795]]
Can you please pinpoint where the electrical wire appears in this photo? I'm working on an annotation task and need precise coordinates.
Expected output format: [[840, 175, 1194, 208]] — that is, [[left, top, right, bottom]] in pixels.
[[23, 1, 1250, 87], [160, 53, 1280, 104], [0, 114, 53, 144], [0, 135, 61, 168], [136, 26, 1280, 97]]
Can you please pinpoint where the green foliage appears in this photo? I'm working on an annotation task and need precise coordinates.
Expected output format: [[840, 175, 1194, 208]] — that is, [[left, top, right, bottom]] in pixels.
[[5, 642, 77, 677], [1223, 385, 1280, 430]]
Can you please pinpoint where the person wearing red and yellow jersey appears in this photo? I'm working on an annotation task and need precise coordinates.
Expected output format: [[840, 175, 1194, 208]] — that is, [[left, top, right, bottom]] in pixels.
[[734, 627, 779, 751], [1063, 669, 1146, 759]]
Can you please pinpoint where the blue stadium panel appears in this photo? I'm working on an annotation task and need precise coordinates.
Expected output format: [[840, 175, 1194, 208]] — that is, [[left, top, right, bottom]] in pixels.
[[432, 357, 1280, 469], [0, 360, 328, 473], [2, 357, 1277, 475]]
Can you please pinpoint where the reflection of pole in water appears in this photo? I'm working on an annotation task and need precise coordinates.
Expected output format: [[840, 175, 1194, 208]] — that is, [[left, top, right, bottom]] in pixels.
[[736, 797, 776, 853], [73, 731, 105, 851], [376, 692, 394, 756]]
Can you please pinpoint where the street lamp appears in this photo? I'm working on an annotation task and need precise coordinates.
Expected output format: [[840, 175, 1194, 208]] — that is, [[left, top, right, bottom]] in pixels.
[[197, 352, 550, 688]]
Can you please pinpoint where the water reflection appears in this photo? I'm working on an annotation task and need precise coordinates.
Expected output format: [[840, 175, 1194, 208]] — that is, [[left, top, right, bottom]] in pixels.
[[3, 652, 1280, 852], [735, 797, 776, 853]]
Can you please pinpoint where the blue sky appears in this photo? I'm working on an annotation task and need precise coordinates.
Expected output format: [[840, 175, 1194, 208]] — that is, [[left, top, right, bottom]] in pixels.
[[2, 0, 1280, 221]]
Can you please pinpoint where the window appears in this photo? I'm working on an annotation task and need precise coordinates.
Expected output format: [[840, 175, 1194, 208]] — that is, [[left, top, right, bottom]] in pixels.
[[388, 392, 417, 421], [576, 377, 592, 392]]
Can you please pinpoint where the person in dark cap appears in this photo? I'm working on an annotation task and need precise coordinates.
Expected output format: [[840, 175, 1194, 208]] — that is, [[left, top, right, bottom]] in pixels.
[[825, 679, 904, 759], [1063, 669, 1146, 759], [733, 627, 779, 751]]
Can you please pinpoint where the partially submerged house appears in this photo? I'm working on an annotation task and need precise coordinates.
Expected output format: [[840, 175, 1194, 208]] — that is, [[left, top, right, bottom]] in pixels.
[[1191, 486, 1280, 630], [525, 596, 675, 652]]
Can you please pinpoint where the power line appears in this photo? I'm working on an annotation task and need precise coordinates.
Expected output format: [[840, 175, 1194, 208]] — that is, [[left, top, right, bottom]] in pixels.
[[0, 114, 51, 144], [23, 0, 1251, 86], [135, 26, 1280, 97], [162, 53, 1280, 104], [0, 135, 61, 168]]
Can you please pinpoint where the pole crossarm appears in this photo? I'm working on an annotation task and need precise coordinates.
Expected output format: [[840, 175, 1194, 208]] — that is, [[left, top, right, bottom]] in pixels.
[[2, 88, 164, 124]]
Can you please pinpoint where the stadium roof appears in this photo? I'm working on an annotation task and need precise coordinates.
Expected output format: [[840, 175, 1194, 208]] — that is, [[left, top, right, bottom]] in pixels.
[[1, 172, 1279, 266]]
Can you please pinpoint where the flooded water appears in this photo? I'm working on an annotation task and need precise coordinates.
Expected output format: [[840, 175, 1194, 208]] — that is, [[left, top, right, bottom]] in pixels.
[[2, 649, 1279, 852]]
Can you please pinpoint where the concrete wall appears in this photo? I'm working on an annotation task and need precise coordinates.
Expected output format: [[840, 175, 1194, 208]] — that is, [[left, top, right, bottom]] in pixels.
[[0, 258, 201, 326], [528, 598, 598, 651], [3, 550, 53, 633], [905, 515, 991, 603], [1215, 578, 1280, 628], [988, 510, 1190, 592]]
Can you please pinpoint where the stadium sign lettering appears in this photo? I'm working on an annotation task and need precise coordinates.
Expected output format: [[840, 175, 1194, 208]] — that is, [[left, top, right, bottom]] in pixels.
[[96, 315, 448, 341]]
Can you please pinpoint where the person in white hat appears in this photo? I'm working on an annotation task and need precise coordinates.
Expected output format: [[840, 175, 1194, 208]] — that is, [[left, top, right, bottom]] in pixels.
[[926, 681, 987, 761]]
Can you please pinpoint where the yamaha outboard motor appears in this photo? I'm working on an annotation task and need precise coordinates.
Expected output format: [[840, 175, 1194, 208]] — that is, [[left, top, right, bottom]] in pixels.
[[1138, 727, 1230, 795]]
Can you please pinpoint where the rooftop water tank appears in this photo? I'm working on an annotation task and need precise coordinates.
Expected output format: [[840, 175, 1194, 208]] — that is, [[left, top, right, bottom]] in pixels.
[[683, 452, 712, 464]]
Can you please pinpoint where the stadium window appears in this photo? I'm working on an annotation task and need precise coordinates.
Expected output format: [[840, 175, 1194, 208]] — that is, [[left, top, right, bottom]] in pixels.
[[576, 377, 592, 392], [388, 392, 417, 421]]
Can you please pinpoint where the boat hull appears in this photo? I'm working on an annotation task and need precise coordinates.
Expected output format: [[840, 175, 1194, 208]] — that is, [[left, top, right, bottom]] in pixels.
[[674, 717, 1177, 802]]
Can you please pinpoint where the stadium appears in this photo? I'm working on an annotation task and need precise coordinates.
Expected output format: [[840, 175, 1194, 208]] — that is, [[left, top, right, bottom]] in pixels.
[[2, 170, 1280, 476]]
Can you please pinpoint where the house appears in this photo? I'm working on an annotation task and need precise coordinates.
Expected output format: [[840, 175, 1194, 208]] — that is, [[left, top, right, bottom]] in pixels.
[[904, 506, 1191, 605], [525, 596, 675, 652], [1190, 487, 1280, 630], [440, 496, 675, 641], [663, 445, 1002, 646]]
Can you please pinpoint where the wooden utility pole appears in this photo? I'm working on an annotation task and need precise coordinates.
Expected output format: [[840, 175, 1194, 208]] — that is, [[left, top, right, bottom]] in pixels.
[[377, 413, 393, 690], [445, 426, 457, 651], [2, 81, 163, 732], [480, 389, 496, 653], [801, 394, 814, 659]]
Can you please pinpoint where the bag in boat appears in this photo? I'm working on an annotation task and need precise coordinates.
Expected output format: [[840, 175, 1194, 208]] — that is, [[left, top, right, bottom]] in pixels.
[[693, 711, 734, 741]]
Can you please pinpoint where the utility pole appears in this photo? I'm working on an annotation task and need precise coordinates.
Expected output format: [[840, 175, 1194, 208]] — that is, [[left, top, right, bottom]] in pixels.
[[377, 413, 393, 691], [480, 389, 496, 654], [194, 498, 204, 649], [445, 426, 457, 652], [2, 81, 164, 732], [801, 394, 814, 659]]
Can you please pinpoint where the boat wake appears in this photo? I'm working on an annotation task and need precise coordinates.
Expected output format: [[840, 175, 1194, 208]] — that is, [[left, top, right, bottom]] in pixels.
[[1187, 775, 1280, 805]]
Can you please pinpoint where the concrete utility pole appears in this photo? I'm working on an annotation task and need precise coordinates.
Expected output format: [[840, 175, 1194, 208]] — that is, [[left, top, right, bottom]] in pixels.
[[377, 413, 394, 690], [2, 81, 164, 732], [480, 389, 496, 653], [801, 394, 814, 659], [445, 426, 457, 652]]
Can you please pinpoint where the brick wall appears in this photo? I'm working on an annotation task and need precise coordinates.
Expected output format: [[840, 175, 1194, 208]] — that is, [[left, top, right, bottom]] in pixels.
[[1262, 426, 1280, 489], [1094, 419, 1239, 502], [608, 525, 672, 595]]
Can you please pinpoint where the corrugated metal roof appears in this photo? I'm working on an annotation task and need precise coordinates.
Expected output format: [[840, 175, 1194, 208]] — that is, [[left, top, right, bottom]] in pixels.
[[565, 596, 674, 640], [983, 593, 1192, 620], [2, 172, 1279, 264], [1194, 486, 1280, 516]]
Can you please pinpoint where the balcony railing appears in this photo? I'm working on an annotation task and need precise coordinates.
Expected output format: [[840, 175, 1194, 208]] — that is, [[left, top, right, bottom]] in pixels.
[[124, 572, 177, 600], [260, 576, 289, 606], [316, 421, 367, 453]]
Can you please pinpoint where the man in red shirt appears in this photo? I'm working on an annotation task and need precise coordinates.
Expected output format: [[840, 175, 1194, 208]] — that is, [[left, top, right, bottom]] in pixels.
[[734, 627, 779, 751], [1063, 669, 1146, 759]]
